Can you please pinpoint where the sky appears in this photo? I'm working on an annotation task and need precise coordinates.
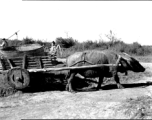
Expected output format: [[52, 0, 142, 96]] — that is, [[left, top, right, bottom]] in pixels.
[[0, 0, 152, 45]]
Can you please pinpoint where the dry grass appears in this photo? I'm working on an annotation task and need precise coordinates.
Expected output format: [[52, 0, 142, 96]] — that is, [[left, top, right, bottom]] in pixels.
[[135, 55, 152, 63], [116, 95, 152, 119]]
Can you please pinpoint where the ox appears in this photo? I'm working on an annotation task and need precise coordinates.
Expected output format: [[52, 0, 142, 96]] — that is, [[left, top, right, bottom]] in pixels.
[[66, 50, 145, 92]]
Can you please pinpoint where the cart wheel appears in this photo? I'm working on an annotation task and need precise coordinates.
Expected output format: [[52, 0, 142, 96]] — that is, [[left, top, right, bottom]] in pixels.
[[7, 68, 30, 90]]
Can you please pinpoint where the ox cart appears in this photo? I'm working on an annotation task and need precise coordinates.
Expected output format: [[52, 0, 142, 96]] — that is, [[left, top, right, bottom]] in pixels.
[[0, 44, 119, 90], [0, 43, 62, 90], [0, 57, 118, 90]]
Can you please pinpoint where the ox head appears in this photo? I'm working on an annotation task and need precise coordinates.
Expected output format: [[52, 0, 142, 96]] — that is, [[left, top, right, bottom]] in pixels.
[[118, 53, 145, 74]]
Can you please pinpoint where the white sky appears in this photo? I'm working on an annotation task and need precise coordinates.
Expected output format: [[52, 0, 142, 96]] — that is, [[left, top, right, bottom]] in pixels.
[[0, 0, 152, 45]]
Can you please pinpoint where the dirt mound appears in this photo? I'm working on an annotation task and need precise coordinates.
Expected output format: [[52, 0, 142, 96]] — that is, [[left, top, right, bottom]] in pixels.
[[115, 95, 152, 119], [0, 74, 17, 97], [0, 87, 17, 97]]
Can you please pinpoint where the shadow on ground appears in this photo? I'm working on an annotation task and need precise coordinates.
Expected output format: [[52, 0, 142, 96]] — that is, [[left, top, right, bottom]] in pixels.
[[101, 81, 152, 90], [21, 72, 152, 93]]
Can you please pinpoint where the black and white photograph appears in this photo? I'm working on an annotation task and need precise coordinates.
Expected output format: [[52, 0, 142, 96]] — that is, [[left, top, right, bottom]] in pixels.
[[0, 0, 152, 119]]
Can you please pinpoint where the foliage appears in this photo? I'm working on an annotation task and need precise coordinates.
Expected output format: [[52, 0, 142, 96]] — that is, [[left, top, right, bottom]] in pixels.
[[6, 31, 152, 57], [55, 37, 76, 48], [22, 37, 35, 44], [36, 40, 44, 46], [7, 39, 22, 46]]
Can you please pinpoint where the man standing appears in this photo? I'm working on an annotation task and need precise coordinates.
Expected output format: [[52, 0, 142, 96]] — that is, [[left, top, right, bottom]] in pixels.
[[0, 38, 8, 50], [49, 41, 62, 59], [49, 41, 57, 55]]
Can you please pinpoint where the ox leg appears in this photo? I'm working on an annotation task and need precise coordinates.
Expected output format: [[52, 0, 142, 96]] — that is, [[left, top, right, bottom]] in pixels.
[[66, 72, 77, 92], [96, 76, 104, 90], [114, 74, 124, 89]]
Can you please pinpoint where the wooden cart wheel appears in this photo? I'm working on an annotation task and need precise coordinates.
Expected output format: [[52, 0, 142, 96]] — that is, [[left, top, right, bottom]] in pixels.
[[7, 68, 30, 90]]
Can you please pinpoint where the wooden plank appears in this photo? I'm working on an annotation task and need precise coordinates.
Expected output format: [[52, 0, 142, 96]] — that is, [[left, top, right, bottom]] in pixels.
[[41, 58, 51, 60], [11, 56, 22, 58], [27, 61, 37, 63], [43, 64, 54, 66], [27, 59, 37, 62], [14, 63, 22, 66], [27, 67, 40, 69], [0, 59, 5, 70], [42, 59, 52, 61], [9, 56, 23, 59], [27, 66, 39, 68], [43, 65, 53, 68], [0, 67, 3, 70], [14, 65, 22, 68], [28, 63, 120, 72], [13, 61, 22, 64], [27, 56, 47, 59], [7, 59, 13, 68], [12, 60, 22, 63], [1, 63, 119, 73], [42, 62, 52, 65], [42, 58, 52, 61], [11, 59, 22, 62], [42, 61, 52, 64], [27, 62, 37, 64], [28, 65, 38, 67], [5, 65, 11, 70], [43, 65, 54, 68], [22, 55, 27, 69], [27, 61, 37, 64], [40, 57, 50, 59], [43, 64, 53, 67], [43, 63, 53, 65], [37, 57, 42, 68]]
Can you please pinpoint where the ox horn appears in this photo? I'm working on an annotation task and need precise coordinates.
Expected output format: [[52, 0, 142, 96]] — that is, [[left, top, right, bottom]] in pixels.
[[122, 52, 137, 61], [122, 52, 131, 57]]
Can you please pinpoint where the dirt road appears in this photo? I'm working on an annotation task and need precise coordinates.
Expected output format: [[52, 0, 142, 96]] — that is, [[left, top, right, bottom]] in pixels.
[[0, 63, 152, 119]]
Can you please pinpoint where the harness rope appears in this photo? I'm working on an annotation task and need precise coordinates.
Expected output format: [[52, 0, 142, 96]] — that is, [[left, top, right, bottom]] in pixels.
[[70, 52, 94, 67]]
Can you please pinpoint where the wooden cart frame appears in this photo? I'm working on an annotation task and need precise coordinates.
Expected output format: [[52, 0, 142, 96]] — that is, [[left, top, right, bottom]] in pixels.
[[0, 55, 119, 90]]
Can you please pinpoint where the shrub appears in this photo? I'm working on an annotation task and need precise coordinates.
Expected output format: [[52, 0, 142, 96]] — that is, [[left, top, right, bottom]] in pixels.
[[6, 32, 152, 57], [55, 37, 76, 48], [7, 39, 22, 46], [22, 37, 35, 44], [36, 40, 44, 46]]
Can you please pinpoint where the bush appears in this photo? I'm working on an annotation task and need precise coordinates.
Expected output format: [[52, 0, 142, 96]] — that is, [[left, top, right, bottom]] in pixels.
[[110, 41, 126, 52], [22, 37, 35, 44], [6, 34, 152, 57], [36, 40, 44, 46], [55, 37, 76, 48], [7, 39, 22, 46]]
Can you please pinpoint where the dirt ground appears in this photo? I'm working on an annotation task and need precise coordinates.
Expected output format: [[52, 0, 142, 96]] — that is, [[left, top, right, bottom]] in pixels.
[[0, 62, 152, 119]]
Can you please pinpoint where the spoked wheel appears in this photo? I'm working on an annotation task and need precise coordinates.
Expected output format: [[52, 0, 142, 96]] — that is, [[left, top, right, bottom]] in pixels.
[[7, 68, 30, 90]]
